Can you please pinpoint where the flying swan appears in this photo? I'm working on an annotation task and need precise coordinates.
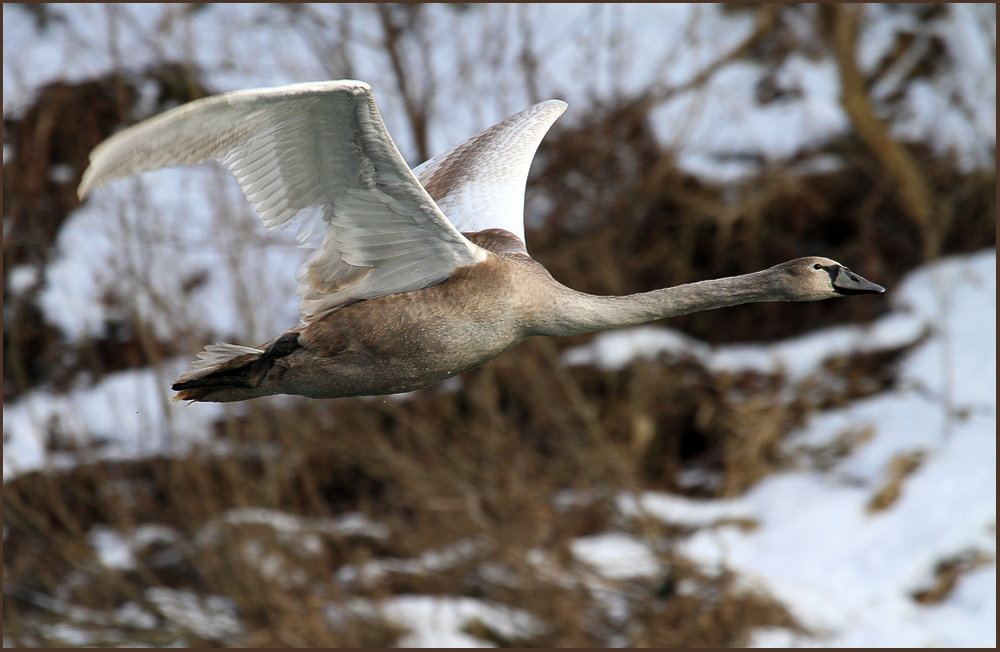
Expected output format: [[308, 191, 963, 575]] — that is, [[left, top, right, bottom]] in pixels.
[[78, 80, 885, 403]]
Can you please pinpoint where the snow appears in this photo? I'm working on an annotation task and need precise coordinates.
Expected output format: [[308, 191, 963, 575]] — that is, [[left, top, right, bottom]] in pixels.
[[88, 526, 141, 571], [195, 507, 392, 547], [3, 357, 228, 478], [385, 595, 545, 647], [3, 3, 995, 647], [336, 537, 488, 589], [570, 532, 661, 580], [7, 264, 41, 297], [144, 587, 244, 641], [330, 595, 546, 648]]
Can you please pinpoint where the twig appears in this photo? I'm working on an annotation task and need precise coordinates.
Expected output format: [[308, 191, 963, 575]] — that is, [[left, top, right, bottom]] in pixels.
[[377, 5, 430, 163], [830, 4, 944, 260], [643, 4, 780, 110]]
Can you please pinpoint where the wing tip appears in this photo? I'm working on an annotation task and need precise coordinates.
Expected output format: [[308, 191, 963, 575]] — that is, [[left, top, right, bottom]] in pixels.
[[540, 98, 568, 112], [235, 79, 373, 100], [74, 78, 377, 201], [534, 99, 568, 121]]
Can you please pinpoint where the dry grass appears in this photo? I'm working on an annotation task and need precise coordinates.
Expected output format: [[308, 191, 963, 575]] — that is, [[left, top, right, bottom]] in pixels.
[[0, 335, 942, 646], [866, 451, 927, 514], [910, 549, 995, 605]]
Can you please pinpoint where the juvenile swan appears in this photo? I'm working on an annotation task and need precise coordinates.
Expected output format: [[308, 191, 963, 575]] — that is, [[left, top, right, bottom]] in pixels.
[[78, 81, 885, 403]]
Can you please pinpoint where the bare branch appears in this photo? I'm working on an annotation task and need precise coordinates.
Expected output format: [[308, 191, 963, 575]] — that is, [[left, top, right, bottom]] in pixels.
[[377, 4, 430, 163], [830, 4, 944, 259]]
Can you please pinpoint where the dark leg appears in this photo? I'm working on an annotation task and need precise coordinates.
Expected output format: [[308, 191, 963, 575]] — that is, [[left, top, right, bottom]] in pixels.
[[171, 332, 301, 391], [244, 332, 301, 387]]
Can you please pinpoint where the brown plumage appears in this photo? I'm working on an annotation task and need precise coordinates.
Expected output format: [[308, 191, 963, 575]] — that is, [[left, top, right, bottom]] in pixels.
[[78, 81, 885, 403]]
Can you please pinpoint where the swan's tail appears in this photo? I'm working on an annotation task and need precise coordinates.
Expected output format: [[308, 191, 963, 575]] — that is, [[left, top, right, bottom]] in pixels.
[[171, 343, 266, 402]]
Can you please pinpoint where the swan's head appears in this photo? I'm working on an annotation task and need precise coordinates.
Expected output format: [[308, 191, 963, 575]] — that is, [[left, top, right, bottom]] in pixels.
[[772, 257, 886, 301]]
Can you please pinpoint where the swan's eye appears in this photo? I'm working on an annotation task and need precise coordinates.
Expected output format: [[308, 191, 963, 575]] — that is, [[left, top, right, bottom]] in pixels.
[[813, 263, 822, 270]]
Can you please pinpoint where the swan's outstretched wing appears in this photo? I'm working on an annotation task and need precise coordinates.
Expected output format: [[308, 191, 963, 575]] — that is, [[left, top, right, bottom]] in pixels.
[[413, 99, 566, 249], [79, 80, 486, 322]]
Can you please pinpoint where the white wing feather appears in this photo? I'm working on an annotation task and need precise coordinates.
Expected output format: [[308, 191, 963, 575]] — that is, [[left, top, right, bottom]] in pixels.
[[413, 99, 567, 245], [78, 80, 486, 322]]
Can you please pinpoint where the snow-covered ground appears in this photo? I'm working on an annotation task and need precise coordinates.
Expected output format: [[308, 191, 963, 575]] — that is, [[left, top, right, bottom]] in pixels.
[[6, 249, 995, 645], [4, 3, 995, 647], [599, 250, 997, 647]]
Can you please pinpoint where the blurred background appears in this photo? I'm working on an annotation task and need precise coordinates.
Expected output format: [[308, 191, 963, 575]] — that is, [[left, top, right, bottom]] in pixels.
[[3, 3, 996, 647]]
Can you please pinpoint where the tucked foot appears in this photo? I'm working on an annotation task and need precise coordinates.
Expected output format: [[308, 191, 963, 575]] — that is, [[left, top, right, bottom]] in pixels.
[[171, 333, 302, 400], [243, 332, 301, 387]]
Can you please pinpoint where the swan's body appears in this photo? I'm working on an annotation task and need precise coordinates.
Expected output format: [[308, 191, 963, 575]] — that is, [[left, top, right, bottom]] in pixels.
[[78, 81, 885, 403]]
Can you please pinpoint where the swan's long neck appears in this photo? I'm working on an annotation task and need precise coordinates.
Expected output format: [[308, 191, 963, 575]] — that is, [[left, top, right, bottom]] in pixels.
[[532, 269, 789, 338]]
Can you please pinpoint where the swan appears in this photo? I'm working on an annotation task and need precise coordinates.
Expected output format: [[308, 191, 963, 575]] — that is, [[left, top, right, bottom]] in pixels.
[[78, 80, 885, 403]]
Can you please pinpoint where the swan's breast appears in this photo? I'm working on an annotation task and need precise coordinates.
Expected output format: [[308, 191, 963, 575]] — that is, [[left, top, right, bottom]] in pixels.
[[287, 255, 541, 397]]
